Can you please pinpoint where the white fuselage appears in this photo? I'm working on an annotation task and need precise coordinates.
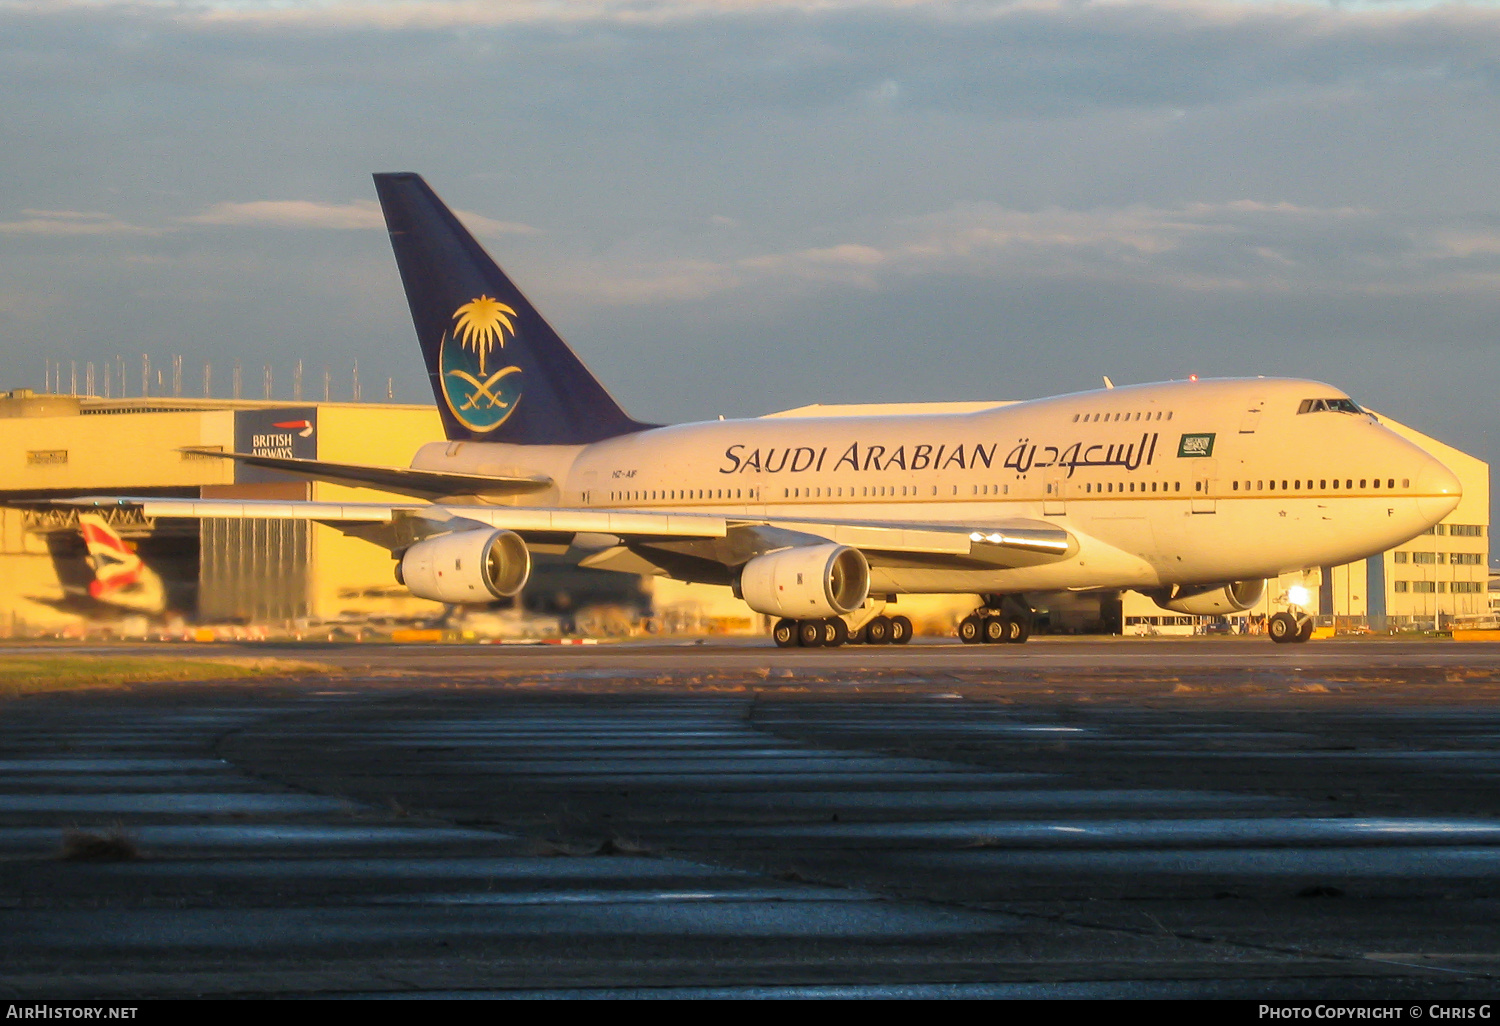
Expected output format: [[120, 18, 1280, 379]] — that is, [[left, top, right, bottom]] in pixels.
[[410, 377, 1461, 596]]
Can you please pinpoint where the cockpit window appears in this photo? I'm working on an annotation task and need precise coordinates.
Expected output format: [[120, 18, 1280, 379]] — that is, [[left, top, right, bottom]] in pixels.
[[1297, 397, 1364, 415]]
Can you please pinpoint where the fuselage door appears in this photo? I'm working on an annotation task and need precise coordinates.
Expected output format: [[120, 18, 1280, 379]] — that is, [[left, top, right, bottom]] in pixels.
[[1191, 459, 1217, 514], [1239, 400, 1264, 434], [1043, 470, 1066, 516]]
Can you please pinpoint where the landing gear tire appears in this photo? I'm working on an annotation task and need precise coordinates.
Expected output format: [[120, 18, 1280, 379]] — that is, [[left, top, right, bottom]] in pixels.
[[865, 616, 892, 645], [958, 616, 983, 645], [846, 623, 866, 645], [797, 620, 826, 647], [822, 618, 848, 647], [1296, 617, 1315, 643], [1268, 612, 1298, 644], [982, 617, 1008, 644], [773, 618, 797, 648], [890, 615, 913, 645], [1003, 617, 1031, 644]]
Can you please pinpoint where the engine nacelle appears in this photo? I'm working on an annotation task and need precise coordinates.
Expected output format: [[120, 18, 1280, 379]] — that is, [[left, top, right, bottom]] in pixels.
[[397, 529, 530, 604], [1152, 579, 1266, 616], [739, 544, 869, 619]]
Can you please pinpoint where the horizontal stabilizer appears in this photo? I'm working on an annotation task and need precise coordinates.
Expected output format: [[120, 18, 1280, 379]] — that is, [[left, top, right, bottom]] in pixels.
[[178, 448, 551, 498]]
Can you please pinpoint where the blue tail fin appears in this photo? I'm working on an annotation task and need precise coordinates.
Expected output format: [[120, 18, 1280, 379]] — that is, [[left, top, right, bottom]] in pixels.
[[373, 172, 653, 445]]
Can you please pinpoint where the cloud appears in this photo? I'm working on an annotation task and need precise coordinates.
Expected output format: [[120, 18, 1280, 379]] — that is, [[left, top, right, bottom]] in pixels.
[[0, 209, 153, 236], [19, 1, 1467, 33], [559, 200, 1500, 304], [183, 199, 386, 230], [181, 199, 536, 235]]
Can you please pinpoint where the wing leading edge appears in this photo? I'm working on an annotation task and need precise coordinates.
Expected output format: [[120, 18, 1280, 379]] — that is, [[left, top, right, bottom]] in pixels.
[[35, 496, 1072, 568]]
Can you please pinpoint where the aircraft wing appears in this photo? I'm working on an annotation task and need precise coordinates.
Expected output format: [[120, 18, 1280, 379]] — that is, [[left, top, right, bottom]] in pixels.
[[177, 448, 551, 499], [43, 496, 1072, 570]]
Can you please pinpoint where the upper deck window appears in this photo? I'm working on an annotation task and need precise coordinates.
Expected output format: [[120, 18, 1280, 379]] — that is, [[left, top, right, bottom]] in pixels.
[[1297, 397, 1364, 415]]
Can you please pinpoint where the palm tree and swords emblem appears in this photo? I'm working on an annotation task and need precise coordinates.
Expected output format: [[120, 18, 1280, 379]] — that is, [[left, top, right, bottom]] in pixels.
[[440, 294, 523, 431]]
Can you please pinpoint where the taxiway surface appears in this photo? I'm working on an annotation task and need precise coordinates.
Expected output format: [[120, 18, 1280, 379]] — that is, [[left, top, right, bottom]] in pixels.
[[4, 637, 1500, 998]]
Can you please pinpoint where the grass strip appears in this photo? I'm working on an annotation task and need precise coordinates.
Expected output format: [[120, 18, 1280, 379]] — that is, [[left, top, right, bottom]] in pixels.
[[0, 655, 332, 697]]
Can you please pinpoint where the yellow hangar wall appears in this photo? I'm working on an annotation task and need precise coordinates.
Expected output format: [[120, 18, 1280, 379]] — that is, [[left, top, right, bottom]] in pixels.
[[305, 404, 445, 623], [0, 392, 447, 633], [0, 395, 237, 633]]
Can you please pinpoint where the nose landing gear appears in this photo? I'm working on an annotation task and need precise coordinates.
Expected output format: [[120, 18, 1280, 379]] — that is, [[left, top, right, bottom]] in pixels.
[[1268, 608, 1315, 644]]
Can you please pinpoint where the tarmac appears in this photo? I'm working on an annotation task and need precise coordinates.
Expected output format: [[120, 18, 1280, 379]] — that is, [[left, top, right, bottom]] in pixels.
[[4, 636, 1500, 998]]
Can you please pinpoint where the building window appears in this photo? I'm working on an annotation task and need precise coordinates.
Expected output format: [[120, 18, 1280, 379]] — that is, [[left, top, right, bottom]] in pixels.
[[1394, 581, 1409, 593], [1451, 552, 1484, 565], [1412, 551, 1437, 564], [1413, 581, 1437, 593], [26, 450, 67, 465], [1452, 581, 1484, 594], [1393, 551, 1408, 564], [1451, 524, 1484, 537]]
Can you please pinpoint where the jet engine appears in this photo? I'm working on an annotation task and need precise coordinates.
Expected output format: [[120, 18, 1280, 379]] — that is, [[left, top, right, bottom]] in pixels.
[[738, 544, 870, 619], [396, 528, 531, 604], [1151, 579, 1266, 616]]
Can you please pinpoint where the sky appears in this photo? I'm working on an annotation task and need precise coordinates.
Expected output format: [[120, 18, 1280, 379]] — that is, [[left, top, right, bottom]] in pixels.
[[1, 0, 1497, 534]]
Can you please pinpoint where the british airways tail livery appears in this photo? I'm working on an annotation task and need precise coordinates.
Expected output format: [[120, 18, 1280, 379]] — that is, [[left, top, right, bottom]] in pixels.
[[64, 174, 1463, 647], [78, 514, 166, 615]]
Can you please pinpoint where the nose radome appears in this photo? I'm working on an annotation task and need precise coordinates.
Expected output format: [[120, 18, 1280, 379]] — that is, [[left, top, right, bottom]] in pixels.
[[1416, 457, 1462, 524]]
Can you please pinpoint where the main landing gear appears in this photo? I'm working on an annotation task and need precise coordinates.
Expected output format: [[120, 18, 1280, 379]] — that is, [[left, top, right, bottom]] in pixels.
[[1267, 607, 1315, 644], [958, 598, 1032, 645], [773, 615, 913, 648]]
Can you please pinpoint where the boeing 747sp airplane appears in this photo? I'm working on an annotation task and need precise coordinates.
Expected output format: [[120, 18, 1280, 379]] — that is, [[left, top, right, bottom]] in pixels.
[[57, 174, 1461, 646]]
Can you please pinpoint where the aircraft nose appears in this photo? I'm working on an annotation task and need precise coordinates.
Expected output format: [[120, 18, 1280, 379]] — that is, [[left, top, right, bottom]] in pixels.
[[1415, 457, 1462, 525]]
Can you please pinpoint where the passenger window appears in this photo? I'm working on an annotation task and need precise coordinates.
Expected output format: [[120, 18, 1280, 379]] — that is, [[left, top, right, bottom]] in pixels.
[[1332, 480, 1339, 489], [1387, 479, 1395, 489], [1346, 480, 1353, 489], [1373, 479, 1380, 489], [1359, 479, 1366, 488], [1281, 480, 1287, 490], [1402, 478, 1409, 488], [1319, 480, 1326, 489], [1173, 481, 1180, 492]]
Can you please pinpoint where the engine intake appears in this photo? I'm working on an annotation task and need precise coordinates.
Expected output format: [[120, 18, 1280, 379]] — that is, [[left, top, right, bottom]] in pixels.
[[397, 529, 531, 604], [739, 544, 869, 619], [1151, 579, 1265, 616]]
